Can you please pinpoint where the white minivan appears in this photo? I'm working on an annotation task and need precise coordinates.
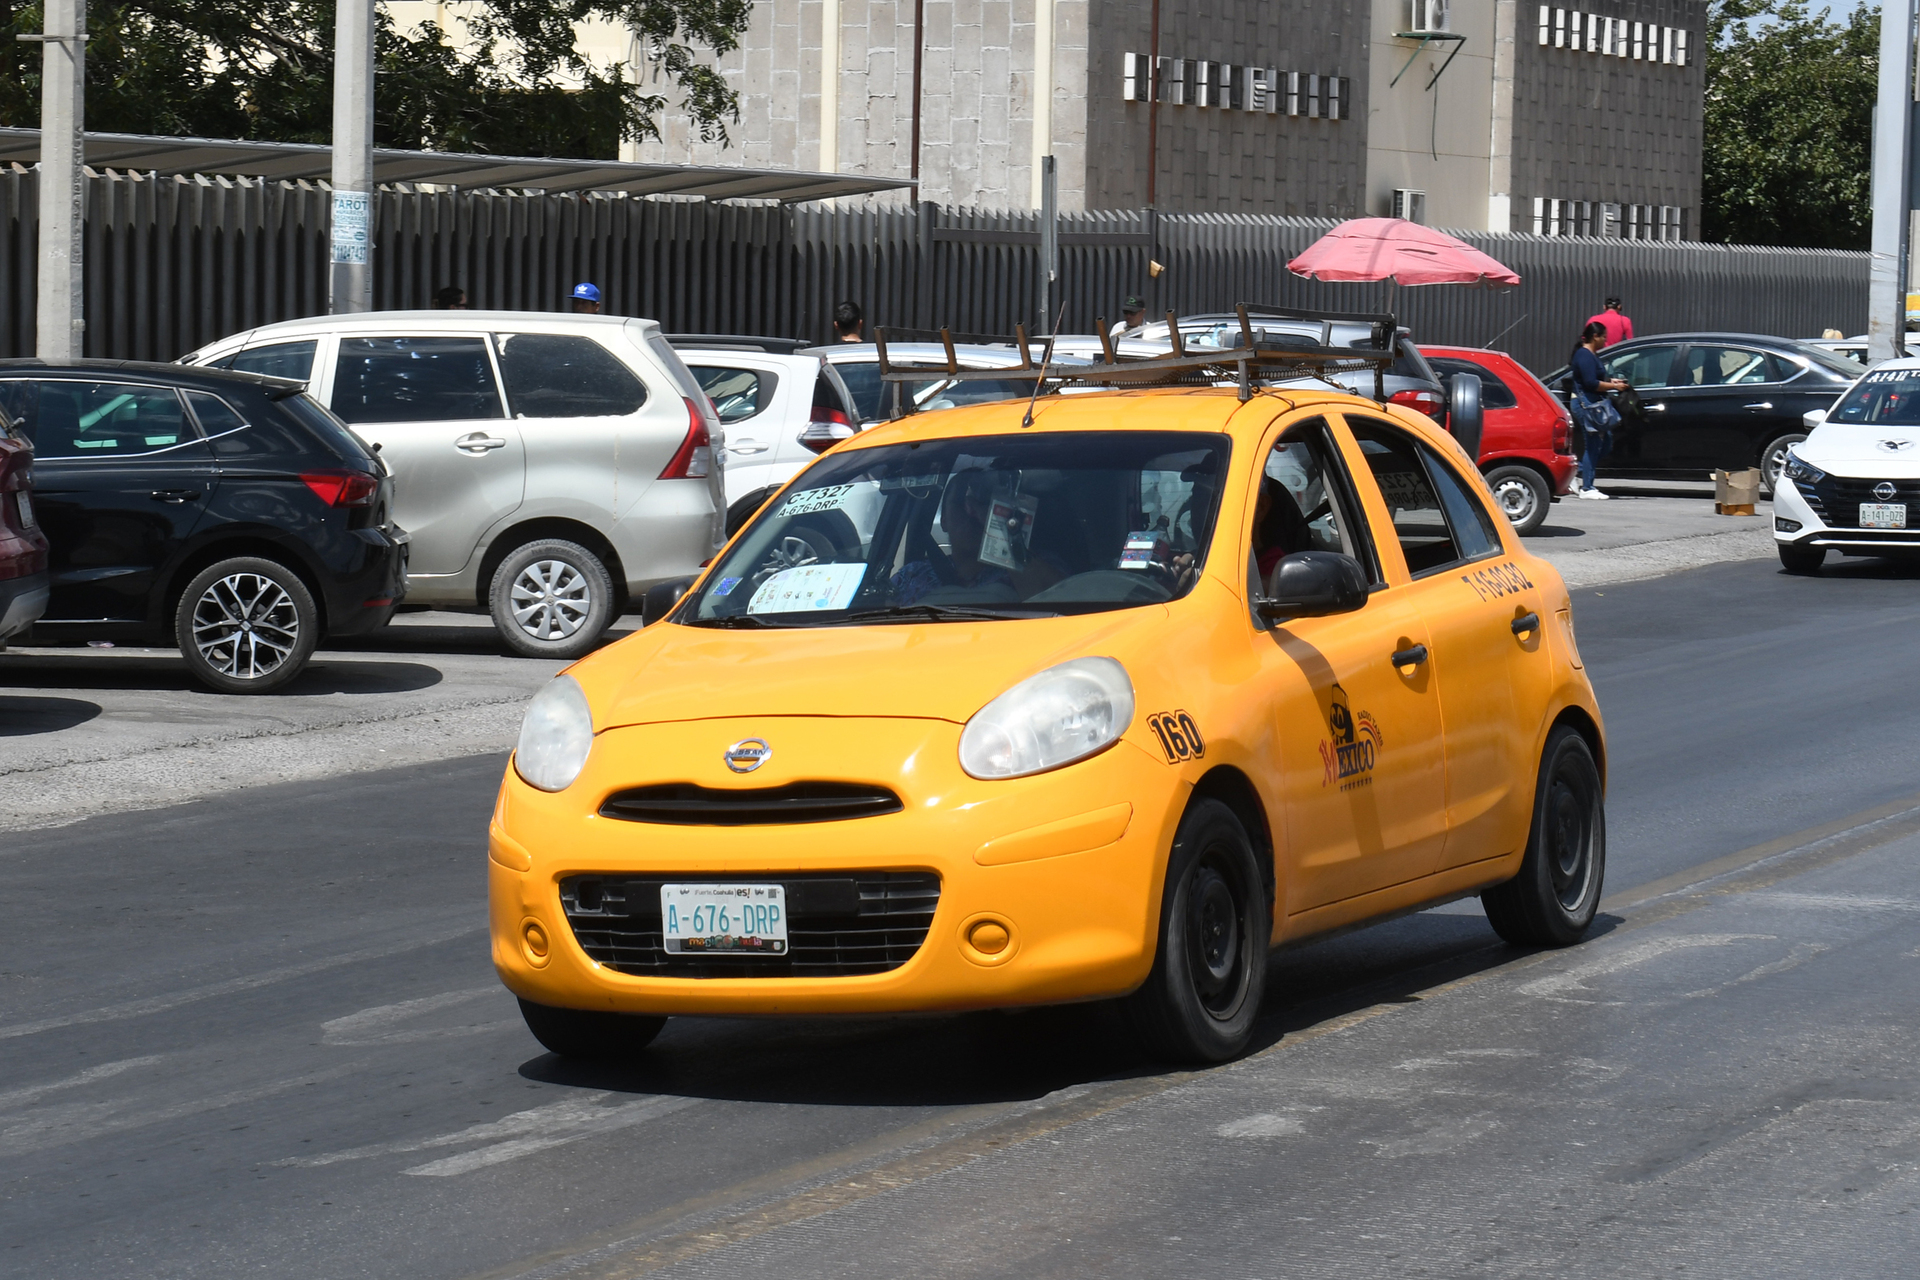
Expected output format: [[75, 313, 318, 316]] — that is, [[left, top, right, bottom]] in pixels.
[[181, 312, 724, 658]]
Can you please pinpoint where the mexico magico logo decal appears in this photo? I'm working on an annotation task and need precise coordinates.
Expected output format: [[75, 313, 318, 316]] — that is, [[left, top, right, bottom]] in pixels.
[[1319, 685, 1382, 791]]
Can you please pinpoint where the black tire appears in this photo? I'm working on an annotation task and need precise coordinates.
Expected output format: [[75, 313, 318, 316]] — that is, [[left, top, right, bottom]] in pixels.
[[1124, 799, 1269, 1063], [1778, 542, 1826, 575], [488, 538, 616, 660], [1759, 432, 1806, 498], [173, 556, 319, 694], [1482, 726, 1606, 946], [517, 998, 666, 1060], [1483, 464, 1551, 535], [750, 512, 857, 580]]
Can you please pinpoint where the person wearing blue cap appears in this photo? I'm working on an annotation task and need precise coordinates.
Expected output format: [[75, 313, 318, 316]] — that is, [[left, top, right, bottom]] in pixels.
[[569, 282, 602, 314]]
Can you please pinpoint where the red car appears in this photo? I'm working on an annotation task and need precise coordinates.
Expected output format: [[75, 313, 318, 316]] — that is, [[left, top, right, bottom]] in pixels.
[[1422, 345, 1578, 535], [0, 407, 48, 643]]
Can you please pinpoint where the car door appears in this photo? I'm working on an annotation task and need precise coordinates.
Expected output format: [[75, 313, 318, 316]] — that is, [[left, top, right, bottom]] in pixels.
[[328, 334, 523, 578], [1247, 416, 1449, 912], [0, 378, 219, 623], [686, 358, 784, 503], [492, 329, 652, 536], [1596, 342, 1681, 472], [1661, 344, 1779, 469], [1340, 414, 1552, 874]]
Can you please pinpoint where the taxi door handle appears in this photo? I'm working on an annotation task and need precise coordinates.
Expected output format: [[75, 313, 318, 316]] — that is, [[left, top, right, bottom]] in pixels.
[[1511, 612, 1540, 636], [1390, 644, 1428, 668]]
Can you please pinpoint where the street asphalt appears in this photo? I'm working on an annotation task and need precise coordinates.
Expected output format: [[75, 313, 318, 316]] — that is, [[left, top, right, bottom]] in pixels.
[[6, 553, 1920, 1277]]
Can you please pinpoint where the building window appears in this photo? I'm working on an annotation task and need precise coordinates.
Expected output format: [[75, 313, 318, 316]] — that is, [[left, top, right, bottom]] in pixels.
[[1533, 197, 1686, 241]]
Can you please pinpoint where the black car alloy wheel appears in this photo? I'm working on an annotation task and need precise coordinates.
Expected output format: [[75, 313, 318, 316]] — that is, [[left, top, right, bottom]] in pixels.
[[174, 556, 319, 694]]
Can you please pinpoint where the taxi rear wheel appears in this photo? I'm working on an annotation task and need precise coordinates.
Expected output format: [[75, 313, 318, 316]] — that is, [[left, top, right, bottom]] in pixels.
[[1125, 799, 1268, 1064], [517, 998, 666, 1060], [1481, 726, 1605, 947]]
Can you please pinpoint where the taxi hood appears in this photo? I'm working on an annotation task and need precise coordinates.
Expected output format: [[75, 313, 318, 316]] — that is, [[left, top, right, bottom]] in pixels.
[[1801, 421, 1920, 476], [574, 608, 1171, 729]]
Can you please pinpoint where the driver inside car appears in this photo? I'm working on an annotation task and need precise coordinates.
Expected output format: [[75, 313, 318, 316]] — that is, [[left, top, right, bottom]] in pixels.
[[893, 469, 1066, 604]]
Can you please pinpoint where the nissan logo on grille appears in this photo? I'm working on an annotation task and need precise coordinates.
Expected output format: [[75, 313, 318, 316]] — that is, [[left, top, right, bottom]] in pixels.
[[724, 738, 772, 773], [1875, 481, 1899, 501]]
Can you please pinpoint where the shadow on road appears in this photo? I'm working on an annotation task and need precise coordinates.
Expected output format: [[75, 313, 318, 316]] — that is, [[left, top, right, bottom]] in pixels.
[[0, 652, 445, 696], [1803, 555, 1920, 580], [519, 908, 1572, 1107], [1525, 523, 1588, 539], [324, 619, 642, 659], [0, 694, 103, 735]]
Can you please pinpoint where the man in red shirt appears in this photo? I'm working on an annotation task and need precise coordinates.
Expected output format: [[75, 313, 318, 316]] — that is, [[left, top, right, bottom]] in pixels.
[[1585, 296, 1633, 347]]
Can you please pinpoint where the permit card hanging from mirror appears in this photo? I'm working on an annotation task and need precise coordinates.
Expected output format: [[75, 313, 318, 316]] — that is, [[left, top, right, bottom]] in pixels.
[[1119, 531, 1171, 570], [979, 482, 1039, 571]]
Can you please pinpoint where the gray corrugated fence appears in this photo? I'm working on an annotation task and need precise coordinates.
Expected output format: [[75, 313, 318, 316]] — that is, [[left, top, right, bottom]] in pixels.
[[0, 166, 1869, 376]]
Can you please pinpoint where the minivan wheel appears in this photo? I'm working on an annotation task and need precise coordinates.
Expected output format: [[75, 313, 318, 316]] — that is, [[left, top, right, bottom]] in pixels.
[[1483, 464, 1551, 535], [174, 556, 319, 694], [1123, 798, 1269, 1064], [517, 998, 666, 1060], [489, 538, 615, 659], [1481, 726, 1606, 947]]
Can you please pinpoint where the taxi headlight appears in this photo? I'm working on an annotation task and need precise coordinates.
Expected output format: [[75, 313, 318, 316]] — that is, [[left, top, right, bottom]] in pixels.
[[1782, 451, 1827, 486], [959, 657, 1135, 780], [514, 674, 594, 792]]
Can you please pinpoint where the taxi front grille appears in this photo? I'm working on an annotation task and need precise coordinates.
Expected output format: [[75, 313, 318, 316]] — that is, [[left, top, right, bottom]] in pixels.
[[598, 782, 902, 826], [559, 872, 939, 978]]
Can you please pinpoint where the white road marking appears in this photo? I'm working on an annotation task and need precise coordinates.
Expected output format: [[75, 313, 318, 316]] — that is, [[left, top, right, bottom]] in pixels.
[[1519, 934, 1773, 1002], [272, 1092, 701, 1177], [1680, 942, 1832, 1000], [1, 1065, 356, 1159], [1753, 892, 1920, 913], [1215, 1114, 1304, 1138], [1363, 1113, 1500, 1158], [0, 1055, 161, 1112], [1391, 1058, 1462, 1072], [321, 987, 505, 1046], [0, 917, 482, 1040]]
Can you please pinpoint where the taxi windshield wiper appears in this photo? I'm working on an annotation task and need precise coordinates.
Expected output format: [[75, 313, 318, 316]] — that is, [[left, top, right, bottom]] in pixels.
[[685, 613, 798, 629], [832, 604, 1053, 625]]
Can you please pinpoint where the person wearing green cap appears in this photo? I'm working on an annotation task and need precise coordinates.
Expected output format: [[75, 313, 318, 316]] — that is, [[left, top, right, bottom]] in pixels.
[[1110, 295, 1146, 340]]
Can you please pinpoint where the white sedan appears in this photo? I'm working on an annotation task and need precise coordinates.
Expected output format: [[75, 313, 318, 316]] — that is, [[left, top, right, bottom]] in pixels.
[[1774, 359, 1920, 573]]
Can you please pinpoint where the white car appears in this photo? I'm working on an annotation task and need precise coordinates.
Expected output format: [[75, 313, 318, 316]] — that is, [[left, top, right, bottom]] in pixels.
[[807, 342, 1069, 423], [1774, 359, 1920, 573], [180, 311, 724, 657], [666, 337, 860, 533]]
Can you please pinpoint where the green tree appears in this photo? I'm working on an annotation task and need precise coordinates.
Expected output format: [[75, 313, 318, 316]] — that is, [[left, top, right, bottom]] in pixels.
[[1703, 0, 1878, 249], [0, 0, 751, 159]]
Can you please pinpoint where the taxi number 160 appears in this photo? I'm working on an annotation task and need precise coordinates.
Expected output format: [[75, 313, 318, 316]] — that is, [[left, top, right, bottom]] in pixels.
[[1147, 710, 1206, 763]]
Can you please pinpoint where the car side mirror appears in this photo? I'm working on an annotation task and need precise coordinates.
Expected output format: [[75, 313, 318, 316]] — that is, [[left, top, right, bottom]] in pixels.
[[641, 576, 695, 626], [1804, 407, 1828, 430], [1448, 372, 1483, 460], [1255, 551, 1369, 620]]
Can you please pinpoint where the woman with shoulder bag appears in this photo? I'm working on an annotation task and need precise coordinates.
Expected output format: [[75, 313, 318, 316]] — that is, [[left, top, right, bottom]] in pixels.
[[1569, 320, 1627, 500]]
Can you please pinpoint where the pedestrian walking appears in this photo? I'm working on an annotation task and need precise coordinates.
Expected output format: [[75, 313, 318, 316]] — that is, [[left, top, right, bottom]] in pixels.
[[432, 285, 468, 309], [1584, 295, 1633, 347], [1109, 295, 1146, 340], [569, 283, 602, 314], [1569, 320, 1627, 499], [833, 301, 864, 342]]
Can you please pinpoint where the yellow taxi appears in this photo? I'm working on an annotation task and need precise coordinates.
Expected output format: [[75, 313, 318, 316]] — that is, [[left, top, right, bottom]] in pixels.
[[489, 378, 1605, 1063]]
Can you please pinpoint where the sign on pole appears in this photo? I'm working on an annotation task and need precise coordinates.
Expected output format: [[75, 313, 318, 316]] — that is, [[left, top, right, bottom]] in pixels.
[[330, 0, 374, 314]]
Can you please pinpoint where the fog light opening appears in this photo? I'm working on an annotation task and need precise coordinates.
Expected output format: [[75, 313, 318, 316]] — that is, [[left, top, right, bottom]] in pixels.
[[960, 913, 1017, 967], [522, 919, 550, 960], [1775, 517, 1803, 533], [968, 920, 1010, 955]]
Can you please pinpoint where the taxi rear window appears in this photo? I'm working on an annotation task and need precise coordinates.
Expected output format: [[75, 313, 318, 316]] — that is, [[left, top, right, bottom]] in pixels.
[[683, 431, 1231, 626]]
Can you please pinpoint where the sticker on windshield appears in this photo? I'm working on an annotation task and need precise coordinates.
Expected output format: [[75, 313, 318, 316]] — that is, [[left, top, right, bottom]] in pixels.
[[979, 491, 1039, 570], [746, 563, 866, 614], [780, 485, 856, 516], [711, 576, 743, 596], [1119, 531, 1168, 570], [878, 473, 944, 496]]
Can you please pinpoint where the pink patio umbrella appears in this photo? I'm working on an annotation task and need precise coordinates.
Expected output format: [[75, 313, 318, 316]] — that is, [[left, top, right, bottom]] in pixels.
[[1288, 217, 1521, 289]]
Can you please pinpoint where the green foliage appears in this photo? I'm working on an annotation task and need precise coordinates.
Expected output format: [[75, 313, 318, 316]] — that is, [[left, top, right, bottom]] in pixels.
[[0, 0, 751, 159], [1702, 0, 1878, 249]]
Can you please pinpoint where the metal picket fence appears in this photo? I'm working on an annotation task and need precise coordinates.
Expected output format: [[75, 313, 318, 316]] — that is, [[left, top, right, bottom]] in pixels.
[[0, 166, 1871, 376]]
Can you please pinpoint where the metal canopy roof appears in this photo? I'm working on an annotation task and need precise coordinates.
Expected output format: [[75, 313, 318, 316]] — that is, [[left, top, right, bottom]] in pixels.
[[0, 126, 913, 203]]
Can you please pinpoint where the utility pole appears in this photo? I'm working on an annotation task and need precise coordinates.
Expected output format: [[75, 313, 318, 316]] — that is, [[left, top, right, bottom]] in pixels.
[[1868, 0, 1917, 363], [24, 0, 85, 361], [330, 0, 374, 314], [1039, 155, 1058, 334]]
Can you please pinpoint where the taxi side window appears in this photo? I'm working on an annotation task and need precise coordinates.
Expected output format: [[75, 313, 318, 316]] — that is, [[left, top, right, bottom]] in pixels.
[[1249, 421, 1379, 612], [1347, 419, 1503, 575]]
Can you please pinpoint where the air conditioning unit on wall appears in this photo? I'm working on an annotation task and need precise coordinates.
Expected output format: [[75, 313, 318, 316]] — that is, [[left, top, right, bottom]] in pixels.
[[1392, 189, 1428, 224], [1406, 0, 1450, 32]]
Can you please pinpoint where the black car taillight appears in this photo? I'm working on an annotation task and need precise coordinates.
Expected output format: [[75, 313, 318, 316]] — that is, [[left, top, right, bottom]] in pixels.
[[302, 471, 378, 507]]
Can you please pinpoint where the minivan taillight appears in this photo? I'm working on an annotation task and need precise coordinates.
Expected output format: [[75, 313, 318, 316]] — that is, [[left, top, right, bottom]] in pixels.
[[302, 471, 378, 507], [799, 404, 857, 454], [660, 397, 714, 479], [1388, 388, 1447, 419]]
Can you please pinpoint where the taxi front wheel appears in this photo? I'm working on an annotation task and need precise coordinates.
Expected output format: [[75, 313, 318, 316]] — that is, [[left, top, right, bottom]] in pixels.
[[1481, 727, 1606, 947], [517, 998, 666, 1060], [1125, 799, 1269, 1064]]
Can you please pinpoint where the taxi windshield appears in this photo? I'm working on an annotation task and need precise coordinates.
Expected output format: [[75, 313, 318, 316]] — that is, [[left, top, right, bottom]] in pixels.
[[683, 431, 1231, 626], [1830, 368, 1920, 425]]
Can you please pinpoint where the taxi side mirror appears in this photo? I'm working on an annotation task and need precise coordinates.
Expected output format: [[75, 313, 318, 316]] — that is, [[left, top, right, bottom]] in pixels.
[[1448, 372, 1484, 461], [1255, 551, 1369, 620]]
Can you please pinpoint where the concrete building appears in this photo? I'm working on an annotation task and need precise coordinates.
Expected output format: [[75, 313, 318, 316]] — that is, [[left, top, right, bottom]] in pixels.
[[630, 0, 1704, 237]]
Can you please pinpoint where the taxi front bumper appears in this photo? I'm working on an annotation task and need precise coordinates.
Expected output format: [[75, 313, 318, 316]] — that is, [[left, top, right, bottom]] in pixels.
[[489, 716, 1184, 1016]]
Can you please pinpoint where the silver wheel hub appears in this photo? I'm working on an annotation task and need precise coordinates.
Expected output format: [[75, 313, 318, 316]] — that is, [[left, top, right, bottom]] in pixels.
[[1492, 477, 1537, 521], [191, 573, 299, 681], [510, 559, 592, 641]]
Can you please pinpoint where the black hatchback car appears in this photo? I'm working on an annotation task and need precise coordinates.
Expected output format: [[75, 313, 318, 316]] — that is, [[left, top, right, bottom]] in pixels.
[[0, 361, 407, 692], [1544, 333, 1861, 492]]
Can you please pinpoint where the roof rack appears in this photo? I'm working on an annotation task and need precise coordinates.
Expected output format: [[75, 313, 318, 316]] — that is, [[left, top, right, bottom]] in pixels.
[[874, 304, 1397, 417]]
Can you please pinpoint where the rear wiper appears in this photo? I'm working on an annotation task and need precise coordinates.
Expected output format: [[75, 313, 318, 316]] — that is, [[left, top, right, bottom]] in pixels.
[[833, 604, 1053, 624]]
